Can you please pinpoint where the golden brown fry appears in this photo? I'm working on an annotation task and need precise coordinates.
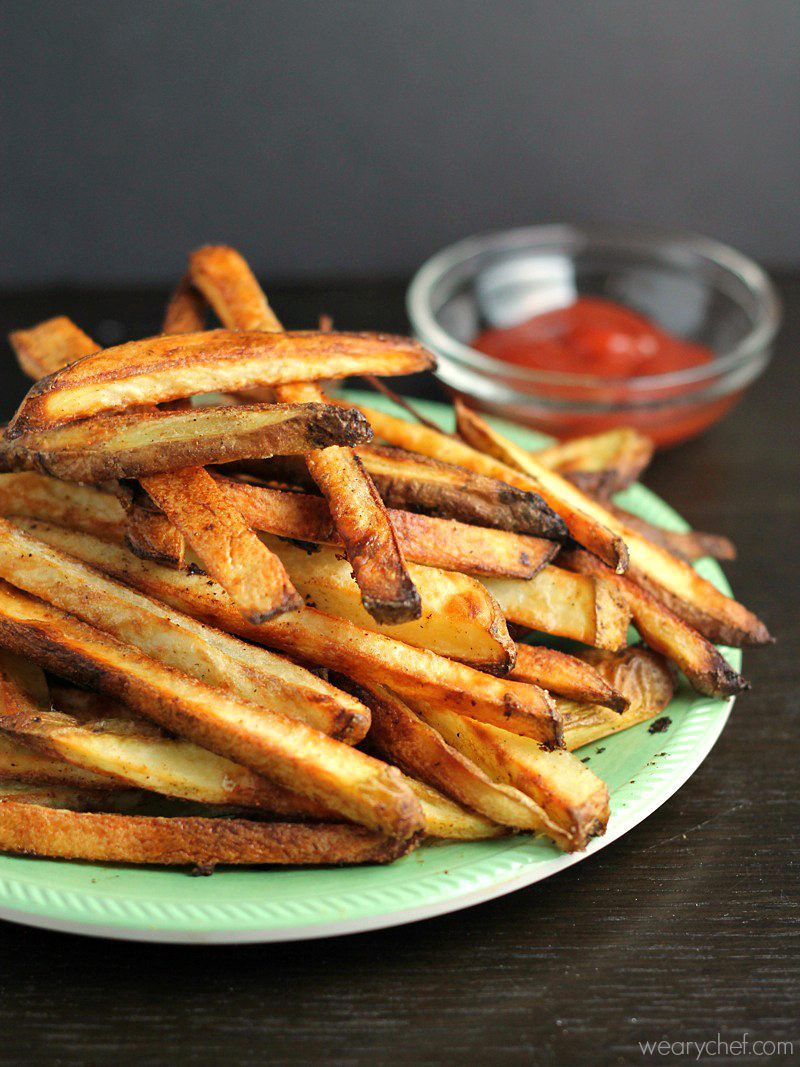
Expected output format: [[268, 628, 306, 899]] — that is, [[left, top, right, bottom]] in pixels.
[[412, 699, 609, 852], [213, 474, 557, 580], [355, 445, 567, 540], [511, 643, 628, 711], [561, 547, 748, 697], [403, 776, 505, 840], [0, 402, 373, 483], [0, 780, 144, 812], [125, 497, 187, 568], [143, 467, 301, 622], [9, 316, 99, 380], [0, 802, 418, 866], [353, 402, 627, 571], [0, 581, 421, 837], [162, 276, 207, 334], [455, 403, 769, 646], [0, 518, 368, 742], [0, 472, 128, 541], [535, 427, 654, 495], [0, 732, 128, 791], [18, 523, 563, 745], [262, 535, 515, 672], [190, 245, 422, 625], [562, 647, 676, 749], [9, 329, 433, 433], [484, 566, 632, 651], [362, 683, 557, 832]]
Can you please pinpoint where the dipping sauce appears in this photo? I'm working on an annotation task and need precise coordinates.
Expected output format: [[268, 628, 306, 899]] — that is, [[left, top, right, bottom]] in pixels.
[[473, 297, 713, 380]]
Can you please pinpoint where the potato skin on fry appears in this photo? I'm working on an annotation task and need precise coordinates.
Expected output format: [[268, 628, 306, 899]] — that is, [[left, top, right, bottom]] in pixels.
[[9, 329, 434, 432], [0, 403, 373, 483], [0, 802, 419, 866]]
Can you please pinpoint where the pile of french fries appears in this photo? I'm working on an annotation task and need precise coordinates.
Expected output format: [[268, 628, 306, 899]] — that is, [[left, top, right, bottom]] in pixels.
[[0, 246, 771, 870]]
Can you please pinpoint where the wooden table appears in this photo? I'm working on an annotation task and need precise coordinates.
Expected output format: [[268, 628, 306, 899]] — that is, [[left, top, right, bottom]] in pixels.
[[0, 279, 796, 1065]]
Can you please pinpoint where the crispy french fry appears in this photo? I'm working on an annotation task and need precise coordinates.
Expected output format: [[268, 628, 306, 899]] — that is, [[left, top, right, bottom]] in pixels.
[[9, 329, 432, 433], [162, 276, 207, 334], [411, 699, 609, 852], [403, 776, 505, 840], [0, 802, 418, 866], [16, 523, 563, 745], [355, 445, 567, 540], [212, 475, 557, 579], [261, 535, 515, 672], [535, 427, 654, 495], [361, 683, 558, 832], [0, 402, 373, 483], [0, 730, 125, 791], [190, 245, 422, 626], [351, 402, 627, 572], [9, 316, 98, 380], [511, 643, 628, 711], [125, 497, 187, 568], [455, 403, 770, 646], [0, 518, 368, 742], [0, 472, 128, 540], [0, 581, 421, 837], [484, 566, 632, 651], [0, 651, 330, 818], [561, 547, 747, 697], [0, 780, 143, 812], [562, 647, 676, 749]]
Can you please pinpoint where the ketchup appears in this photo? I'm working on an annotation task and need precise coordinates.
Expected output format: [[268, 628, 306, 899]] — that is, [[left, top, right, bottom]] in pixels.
[[473, 297, 713, 379]]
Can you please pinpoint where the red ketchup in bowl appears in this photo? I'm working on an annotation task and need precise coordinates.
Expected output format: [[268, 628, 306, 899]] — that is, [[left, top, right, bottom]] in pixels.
[[472, 297, 726, 447]]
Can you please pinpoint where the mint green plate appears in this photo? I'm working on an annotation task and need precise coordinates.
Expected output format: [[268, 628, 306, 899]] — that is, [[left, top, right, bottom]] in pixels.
[[0, 394, 741, 942]]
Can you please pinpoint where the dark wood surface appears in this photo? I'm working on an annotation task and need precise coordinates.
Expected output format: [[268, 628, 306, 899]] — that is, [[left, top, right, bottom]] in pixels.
[[0, 280, 797, 1067]]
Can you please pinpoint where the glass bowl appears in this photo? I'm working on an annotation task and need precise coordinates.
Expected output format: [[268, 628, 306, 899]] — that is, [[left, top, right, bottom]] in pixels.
[[407, 224, 780, 447]]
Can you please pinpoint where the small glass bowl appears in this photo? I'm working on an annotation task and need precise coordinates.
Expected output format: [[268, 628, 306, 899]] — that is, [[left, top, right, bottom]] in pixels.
[[407, 224, 781, 447]]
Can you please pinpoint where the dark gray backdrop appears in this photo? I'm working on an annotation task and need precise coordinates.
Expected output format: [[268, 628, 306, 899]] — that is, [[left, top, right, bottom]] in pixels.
[[1, 0, 798, 286]]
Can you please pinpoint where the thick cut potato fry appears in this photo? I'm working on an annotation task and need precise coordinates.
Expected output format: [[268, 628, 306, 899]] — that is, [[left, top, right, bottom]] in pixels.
[[0, 731, 125, 791], [143, 467, 301, 622], [162, 276, 207, 334], [0, 402, 373, 483], [561, 547, 748, 697], [413, 700, 609, 852], [20, 524, 563, 745], [511, 643, 628, 711], [9, 316, 98, 380], [455, 403, 770, 646], [0, 472, 128, 540], [361, 683, 558, 832], [213, 475, 557, 580], [0, 780, 144, 812], [484, 566, 632, 651], [262, 535, 515, 672], [562, 647, 675, 749], [0, 802, 418, 866], [353, 402, 627, 572], [189, 246, 422, 626], [125, 498, 187, 568], [355, 445, 567, 540], [8, 329, 434, 433], [0, 518, 368, 742], [403, 776, 504, 840], [0, 581, 421, 837], [535, 427, 654, 496]]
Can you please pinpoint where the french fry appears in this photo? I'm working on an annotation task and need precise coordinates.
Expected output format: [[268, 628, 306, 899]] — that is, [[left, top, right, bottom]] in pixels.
[[0, 472, 128, 540], [0, 517, 369, 742], [561, 547, 748, 697], [189, 245, 422, 625], [9, 316, 98, 380], [511, 643, 628, 711], [0, 802, 418, 866], [484, 566, 632, 651], [0, 581, 422, 837], [352, 401, 628, 572], [8, 329, 434, 433], [455, 403, 770, 646], [124, 496, 187, 568], [0, 780, 143, 812], [562, 647, 676, 749], [0, 402, 373, 483], [212, 474, 557, 579], [355, 445, 567, 540], [535, 427, 654, 496], [162, 276, 207, 334], [261, 535, 515, 672], [361, 683, 559, 833], [411, 699, 610, 852], [15, 523, 563, 745], [0, 651, 330, 818], [0, 731, 125, 791], [603, 502, 737, 563], [403, 776, 505, 840]]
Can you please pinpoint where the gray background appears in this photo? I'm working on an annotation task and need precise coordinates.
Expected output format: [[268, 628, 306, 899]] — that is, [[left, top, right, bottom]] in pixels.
[[1, 0, 798, 287]]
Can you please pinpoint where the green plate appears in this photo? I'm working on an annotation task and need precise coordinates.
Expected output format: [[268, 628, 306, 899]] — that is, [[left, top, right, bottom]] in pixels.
[[0, 394, 741, 943]]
